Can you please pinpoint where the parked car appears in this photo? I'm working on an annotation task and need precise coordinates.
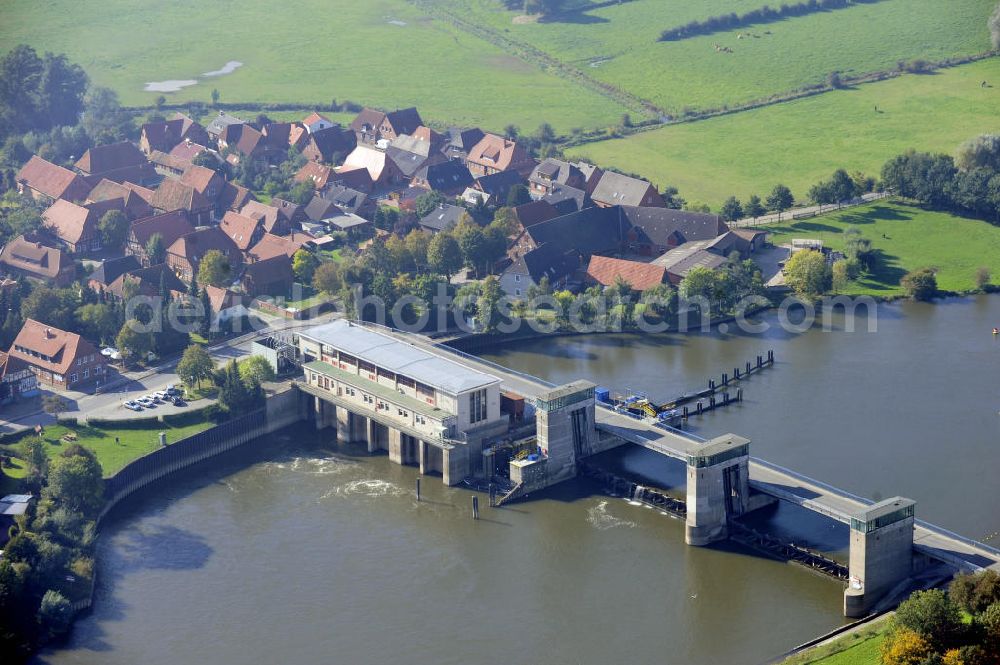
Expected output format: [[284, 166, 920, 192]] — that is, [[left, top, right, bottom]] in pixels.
[[154, 390, 170, 400], [145, 393, 161, 403], [124, 401, 142, 411], [171, 397, 186, 407], [165, 384, 181, 396], [138, 396, 156, 407]]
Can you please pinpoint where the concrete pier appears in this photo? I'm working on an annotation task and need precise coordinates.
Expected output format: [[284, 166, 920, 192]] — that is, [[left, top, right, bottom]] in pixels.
[[844, 497, 915, 617], [685, 435, 750, 546]]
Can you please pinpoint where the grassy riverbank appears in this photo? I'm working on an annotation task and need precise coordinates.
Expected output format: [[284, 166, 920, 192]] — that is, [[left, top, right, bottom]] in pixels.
[[2, 419, 214, 479], [765, 201, 1000, 297], [567, 58, 1000, 205], [781, 616, 891, 664]]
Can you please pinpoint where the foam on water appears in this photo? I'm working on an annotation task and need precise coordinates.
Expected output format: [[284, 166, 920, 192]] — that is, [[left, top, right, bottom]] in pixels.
[[587, 500, 637, 531], [262, 455, 357, 476], [323, 479, 406, 500]]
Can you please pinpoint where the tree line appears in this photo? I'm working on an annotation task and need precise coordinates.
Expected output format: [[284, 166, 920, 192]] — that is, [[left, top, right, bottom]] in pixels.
[[881, 135, 1000, 225], [879, 570, 1000, 665], [658, 0, 881, 42], [0, 439, 105, 659]]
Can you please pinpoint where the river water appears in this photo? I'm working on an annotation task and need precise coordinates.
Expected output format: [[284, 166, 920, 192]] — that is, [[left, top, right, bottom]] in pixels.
[[35, 297, 1000, 665]]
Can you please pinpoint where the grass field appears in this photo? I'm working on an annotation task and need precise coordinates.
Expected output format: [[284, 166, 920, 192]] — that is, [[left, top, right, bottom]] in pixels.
[[0, 0, 628, 133], [2, 0, 993, 134], [24, 420, 213, 476], [765, 201, 1000, 296], [567, 58, 1000, 206], [440, 0, 996, 114]]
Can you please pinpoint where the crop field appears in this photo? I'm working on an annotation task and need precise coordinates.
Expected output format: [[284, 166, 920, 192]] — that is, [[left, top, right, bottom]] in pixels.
[[567, 58, 1000, 206], [0, 0, 629, 133], [765, 202, 1000, 297]]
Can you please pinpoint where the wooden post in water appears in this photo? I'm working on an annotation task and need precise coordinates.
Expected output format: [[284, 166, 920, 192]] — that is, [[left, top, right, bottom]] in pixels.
[[737, 388, 743, 402], [710, 396, 716, 409], [472, 496, 479, 520], [416, 478, 421, 502], [746, 361, 751, 374], [683, 406, 689, 419], [697, 401, 703, 415], [723, 392, 729, 405], [722, 373, 728, 386]]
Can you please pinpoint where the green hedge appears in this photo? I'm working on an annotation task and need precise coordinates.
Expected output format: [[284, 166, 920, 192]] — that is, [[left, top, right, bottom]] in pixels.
[[84, 415, 162, 429], [160, 404, 221, 427]]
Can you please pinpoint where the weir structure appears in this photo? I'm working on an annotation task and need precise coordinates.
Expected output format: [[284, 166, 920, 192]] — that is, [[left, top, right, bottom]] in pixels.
[[289, 320, 1000, 617]]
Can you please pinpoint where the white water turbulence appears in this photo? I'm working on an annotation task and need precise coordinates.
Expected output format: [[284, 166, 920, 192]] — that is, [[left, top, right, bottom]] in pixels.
[[323, 478, 407, 500], [587, 500, 637, 531]]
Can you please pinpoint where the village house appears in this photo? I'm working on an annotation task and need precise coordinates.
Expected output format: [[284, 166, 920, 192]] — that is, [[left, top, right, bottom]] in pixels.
[[217, 181, 253, 214], [139, 113, 209, 154], [240, 201, 293, 236], [0, 351, 39, 403], [326, 213, 373, 240], [41, 198, 122, 253], [239, 255, 295, 297], [103, 263, 188, 301], [219, 211, 265, 253], [0, 235, 76, 286], [302, 197, 342, 223], [499, 205, 731, 296], [386, 134, 447, 181], [340, 144, 405, 189], [350, 107, 423, 145], [74, 141, 156, 185], [511, 200, 560, 232], [179, 164, 226, 204], [169, 139, 210, 164], [166, 226, 242, 283], [419, 203, 466, 234], [590, 171, 664, 208], [8, 319, 107, 391], [85, 179, 155, 220], [247, 233, 307, 263], [498, 241, 581, 298], [126, 210, 196, 266], [444, 127, 486, 162], [411, 160, 474, 195], [322, 185, 374, 219], [302, 112, 335, 134], [203, 285, 250, 327], [300, 125, 356, 163], [87, 255, 141, 296], [465, 134, 536, 178], [464, 170, 525, 207], [15, 156, 92, 204], [148, 150, 192, 178], [528, 159, 589, 197], [150, 178, 214, 225], [295, 162, 335, 191], [540, 184, 590, 215], [206, 111, 246, 143], [585, 255, 669, 292]]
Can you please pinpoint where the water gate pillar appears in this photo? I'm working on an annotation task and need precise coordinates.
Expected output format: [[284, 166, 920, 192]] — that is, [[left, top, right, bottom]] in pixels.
[[534, 381, 597, 487], [685, 435, 751, 546], [844, 497, 915, 617]]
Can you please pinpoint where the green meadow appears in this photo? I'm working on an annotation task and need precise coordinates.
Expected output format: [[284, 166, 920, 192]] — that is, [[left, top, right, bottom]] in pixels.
[[765, 202, 1000, 296], [567, 58, 1000, 206], [441, 0, 997, 114], [0, 0, 628, 133]]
